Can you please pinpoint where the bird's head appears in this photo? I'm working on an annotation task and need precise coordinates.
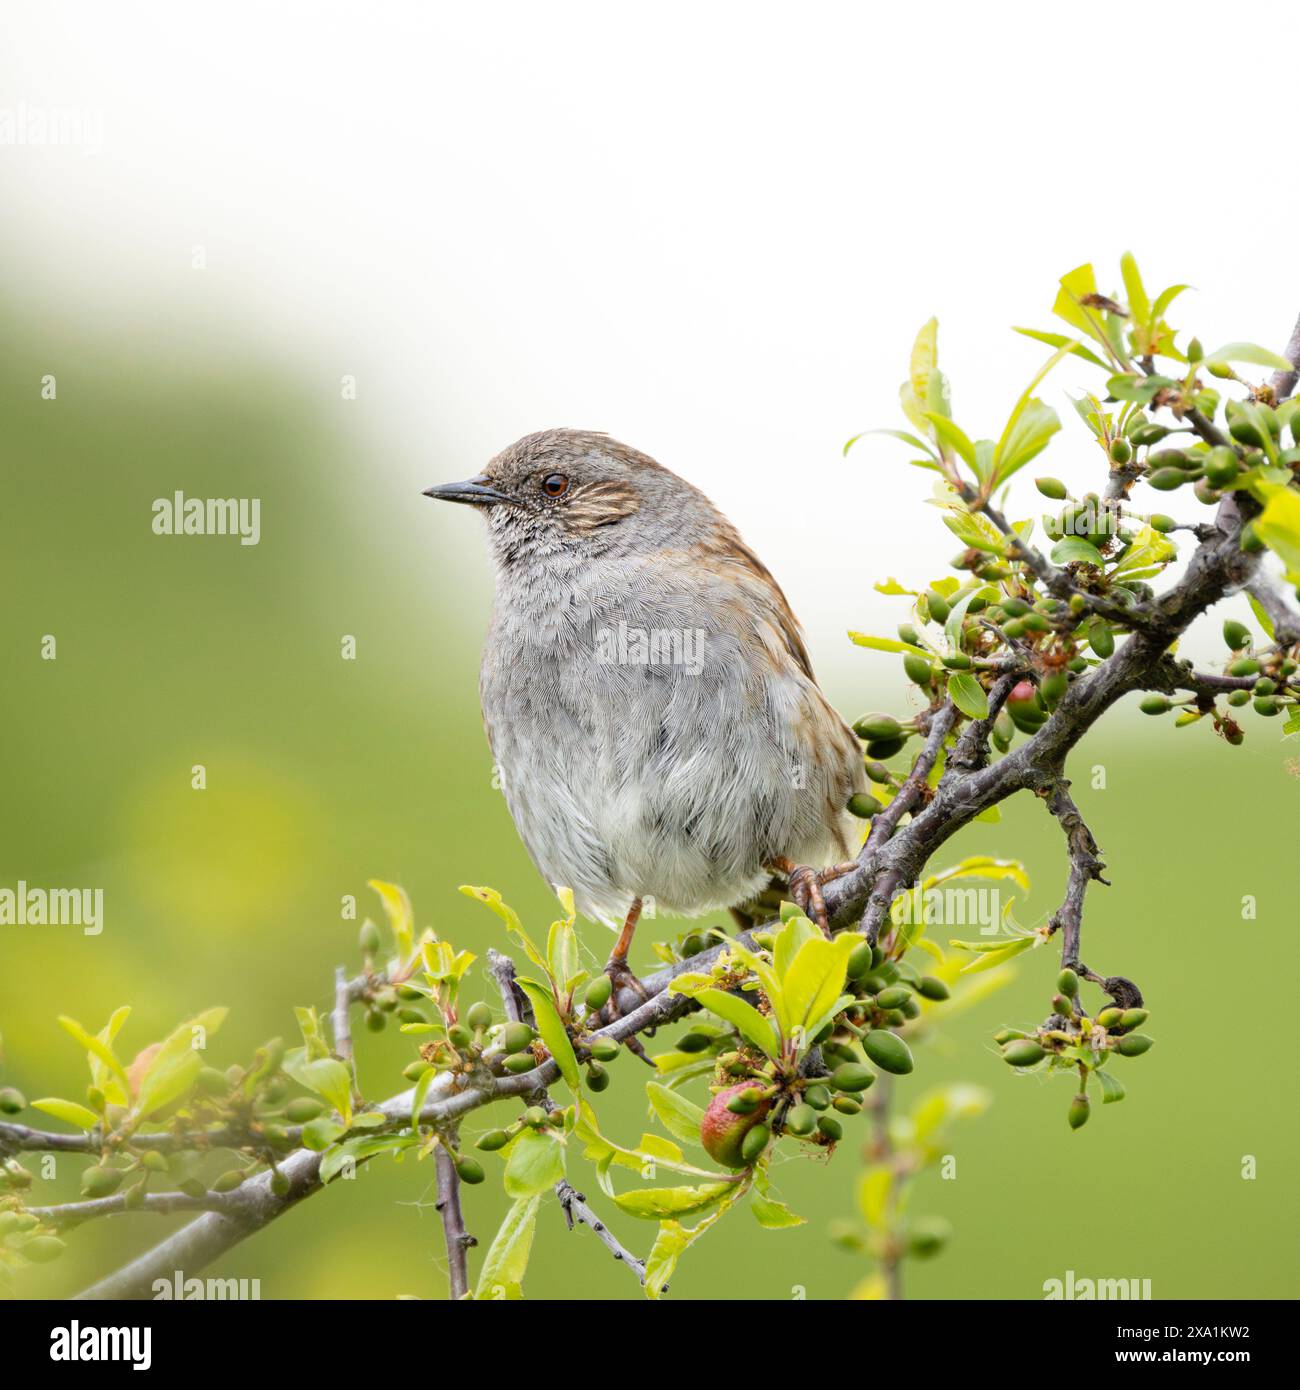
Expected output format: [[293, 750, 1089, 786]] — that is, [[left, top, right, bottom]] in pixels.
[[424, 428, 709, 567]]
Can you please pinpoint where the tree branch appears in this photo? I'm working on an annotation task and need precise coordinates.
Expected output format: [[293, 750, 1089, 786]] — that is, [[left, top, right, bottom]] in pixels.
[[1042, 779, 1108, 970], [433, 1144, 474, 1300]]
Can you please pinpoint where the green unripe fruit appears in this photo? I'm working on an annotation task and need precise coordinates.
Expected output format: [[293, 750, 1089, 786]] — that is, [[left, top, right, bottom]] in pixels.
[[270, 1170, 291, 1198], [740, 1123, 771, 1165], [476, 1128, 511, 1152], [1146, 467, 1187, 491], [1118, 1008, 1149, 1029], [1096, 1007, 1124, 1028], [80, 1165, 125, 1198], [1228, 416, 1265, 448], [176, 1178, 207, 1199], [589, 1037, 621, 1063], [20, 1236, 66, 1264], [1187, 337, 1203, 363], [680, 933, 706, 957], [817, 1114, 843, 1142], [197, 1066, 229, 1096], [804, 1085, 831, 1111], [865, 736, 906, 759], [1206, 360, 1235, 380], [942, 653, 972, 671], [466, 1001, 493, 1031], [455, 1157, 486, 1185], [846, 943, 875, 980], [359, 918, 383, 954], [524, 1106, 549, 1128], [993, 1028, 1028, 1045], [1205, 447, 1240, 488], [1149, 448, 1193, 471], [1036, 476, 1068, 500], [925, 592, 951, 624], [830, 1063, 876, 1093], [783, 1103, 817, 1137], [260, 1124, 291, 1149], [832, 1095, 862, 1115], [726, 1087, 766, 1115], [1139, 695, 1171, 715], [863, 1030, 914, 1075], [403, 1060, 432, 1082], [1090, 624, 1115, 658], [1254, 696, 1281, 715], [585, 1061, 610, 1092], [503, 1053, 537, 1075], [1130, 421, 1169, 446], [874, 986, 911, 1010], [1149, 513, 1177, 533], [448, 1024, 473, 1050], [0, 1087, 26, 1114], [854, 713, 903, 742], [396, 1008, 426, 1025], [701, 1082, 773, 1168], [1041, 671, 1069, 709], [1229, 658, 1260, 677], [1116, 1033, 1154, 1057], [502, 1022, 535, 1054], [1068, 1094, 1091, 1130], [909, 975, 948, 1003], [1109, 437, 1133, 465], [676, 1031, 713, 1054], [898, 622, 920, 645], [904, 653, 934, 686], [584, 976, 613, 1012], [1255, 676, 1277, 695], [1227, 689, 1250, 707], [209, 1169, 245, 1194], [1000, 597, 1030, 617], [363, 1008, 386, 1033], [1057, 967, 1079, 998], [847, 792, 882, 819], [864, 760, 892, 785], [142, 1150, 170, 1173], [284, 1097, 325, 1124], [1003, 617, 1027, 639], [1223, 619, 1252, 651], [1002, 1039, 1046, 1067]]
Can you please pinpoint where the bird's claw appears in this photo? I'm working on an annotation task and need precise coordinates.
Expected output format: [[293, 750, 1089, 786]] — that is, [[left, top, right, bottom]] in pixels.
[[782, 861, 858, 937]]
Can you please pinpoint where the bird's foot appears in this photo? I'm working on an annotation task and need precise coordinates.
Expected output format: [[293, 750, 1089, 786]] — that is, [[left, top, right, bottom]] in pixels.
[[771, 858, 859, 936], [596, 957, 655, 1066]]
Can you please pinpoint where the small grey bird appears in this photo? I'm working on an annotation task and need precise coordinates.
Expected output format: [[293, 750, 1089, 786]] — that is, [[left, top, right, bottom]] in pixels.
[[426, 429, 865, 1004]]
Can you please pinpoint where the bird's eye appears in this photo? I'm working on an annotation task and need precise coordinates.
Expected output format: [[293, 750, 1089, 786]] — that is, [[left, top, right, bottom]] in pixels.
[[541, 473, 569, 498]]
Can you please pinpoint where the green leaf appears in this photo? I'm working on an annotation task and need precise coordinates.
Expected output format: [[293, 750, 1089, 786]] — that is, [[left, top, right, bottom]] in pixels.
[[646, 1082, 706, 1147], [1096, 1069, 1126, 1105], [847, 632, 931, 658], [1052, 264, 1104, 342], [410, 1066, 436, 1130], [993, 342, 1073, 484], [1246, 593, 1276, 640], [843, 428, 939, 461], [460, 885, 549, 975], [780, 933, 864, 1042], [680, 987, 780, 1060], [368, 878, 415, 964], [611, 1181, 735, 1220], [1119, 252, 1150, 331], [1012, 327, 1107, 369], [1203, 342, 1296, 373], [644, 1199, 733, 1301], [133, 1007, 228, 1119], [57, 1015, 131, 1105], [475, 1195, 540, 1300], [515, 977, 581, 1095], [1254, 486, 1300, 576], [503, 1127, 566, 1198], [31, 1097, 99, 1130], [1051, 537, 1104, 567], [286, 1056, 354, 1127], [946, 671, 989, 720], [924, 412, 977, 468], [751, 1190, 805, 1228], [320, 1132, 418, 1183], [955, 935, 1036, 973]]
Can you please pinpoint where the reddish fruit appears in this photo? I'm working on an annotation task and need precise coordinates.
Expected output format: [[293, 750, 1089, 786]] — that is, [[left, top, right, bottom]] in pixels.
[[700, 1081, 773, 1169]]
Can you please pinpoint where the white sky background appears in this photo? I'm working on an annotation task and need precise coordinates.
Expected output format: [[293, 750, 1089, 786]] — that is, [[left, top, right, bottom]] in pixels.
[[3, 0, 1298, 701]]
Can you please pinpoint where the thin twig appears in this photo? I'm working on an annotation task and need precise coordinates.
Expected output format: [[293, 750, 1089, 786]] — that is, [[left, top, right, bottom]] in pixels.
[[434, 1144, 474, 1300]]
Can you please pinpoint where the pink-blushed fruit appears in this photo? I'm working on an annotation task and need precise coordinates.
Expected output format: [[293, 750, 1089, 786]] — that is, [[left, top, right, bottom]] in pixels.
[[700, 1081, 772, 1169]]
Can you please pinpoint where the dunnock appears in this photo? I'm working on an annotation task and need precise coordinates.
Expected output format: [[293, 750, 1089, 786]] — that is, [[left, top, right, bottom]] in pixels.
[[426, 429, 865, 1005]]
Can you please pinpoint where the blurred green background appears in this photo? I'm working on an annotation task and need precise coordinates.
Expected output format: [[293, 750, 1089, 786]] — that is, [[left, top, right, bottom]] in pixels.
[[1, 296, 1296, 1302]]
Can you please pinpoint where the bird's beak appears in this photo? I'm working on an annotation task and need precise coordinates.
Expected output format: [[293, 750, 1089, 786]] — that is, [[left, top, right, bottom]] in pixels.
[[422, 475, 516, 507]]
